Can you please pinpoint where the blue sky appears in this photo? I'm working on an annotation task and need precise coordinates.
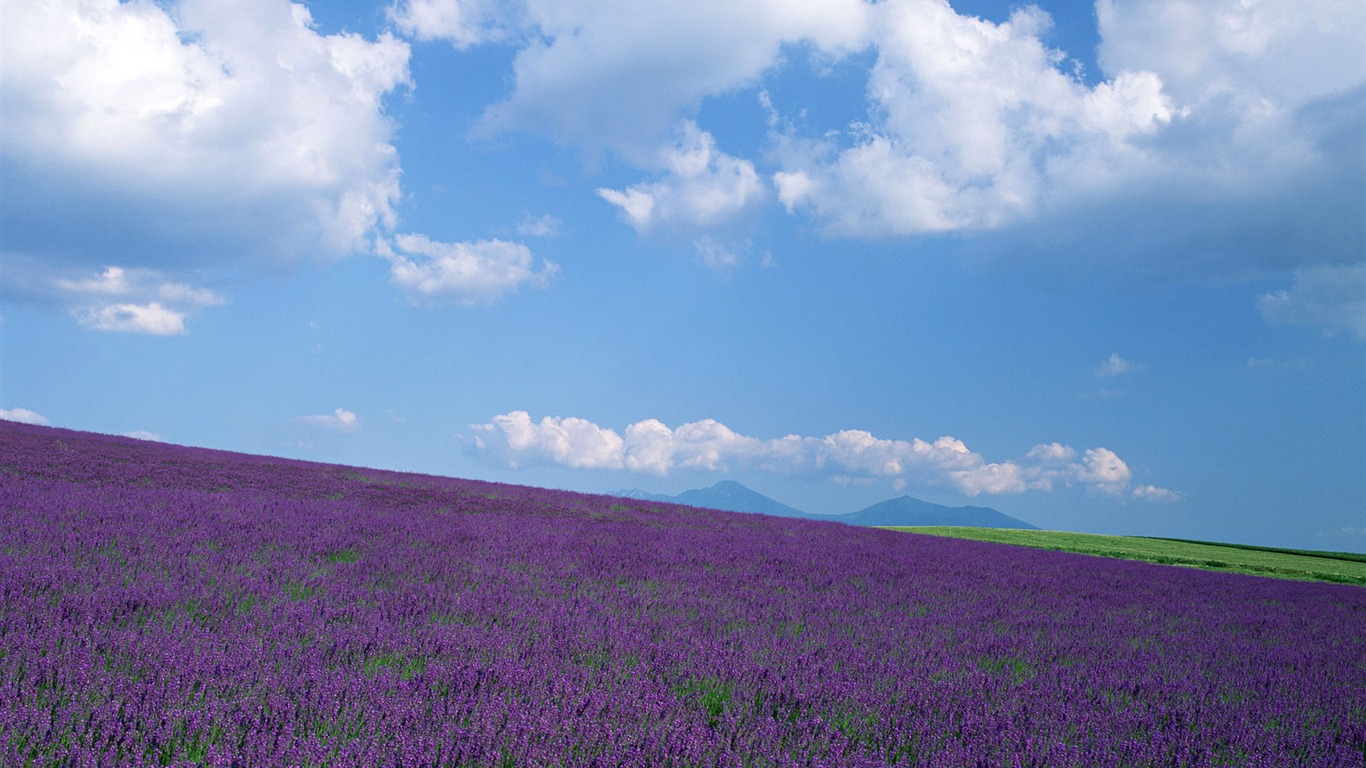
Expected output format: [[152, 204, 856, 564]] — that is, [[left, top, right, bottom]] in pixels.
[[2, 0, 1363, 551]]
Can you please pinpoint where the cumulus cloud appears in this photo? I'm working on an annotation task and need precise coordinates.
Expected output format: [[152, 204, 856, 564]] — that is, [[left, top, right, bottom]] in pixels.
[[1257, 264, 1366, 340], [63, 267, 224, 335], [2, 0, 412, 270], [470, 411, 625, 470], [0, 408, 50, 426], [469, 410, 1174, 499], [0, 0, 554, 319], [773, 2, 1180, 236], [420, 0, 1361, 286], [1096, 0, 1364, 109], [3, 262, 227, 335], [461, 0, 871, 155], [598, 123, 766, 231], [388, 0, 514, 47], [298, 408, 360, 432], [380, 235, 559, 305], [783, 0, 1364, 277]]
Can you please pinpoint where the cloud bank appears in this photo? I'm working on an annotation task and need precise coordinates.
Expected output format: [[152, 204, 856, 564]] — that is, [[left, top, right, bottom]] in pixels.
[[3, 0, 410, 262], [398, 0, 1363, 335], [9, 0, 1360, 335], [470, 411, 1174, 500], [2, 0, 549, 330], [773, 3, 1179, 236]]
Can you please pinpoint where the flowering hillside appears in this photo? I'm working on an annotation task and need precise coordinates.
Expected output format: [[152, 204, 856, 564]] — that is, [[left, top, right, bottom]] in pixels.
[[1, 421, 1362, 767]]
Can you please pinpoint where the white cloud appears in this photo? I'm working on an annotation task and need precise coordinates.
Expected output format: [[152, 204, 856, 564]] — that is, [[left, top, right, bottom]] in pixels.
[[2, 0, 410, 275], [53, 266, 223, 305], [428, 0, 1361, 285], [123, 431, 164, 442], [3, 263, 228, 336], [693, 238, 746, 273], [517, 214, 562, 238], [298, 408, 360, 432], [0, 408, 50, 426], [76, 303, 189, 336], [471, 411, 625, 470], [466, 0, 872, 155], [782, 0, 1364, 278], [1095, 353, 1142, 377], [388, 0, 513, 47], [598, 123, 766, 231], [381, 234, 559, 305], [1025, 442, 1077, 463], [470, 410, 1169, 498], [1096, 0, 1364, 109], [774, 2, 1180, 236], [1132, 484, 1184, 503], [1071, 447, 1133, 495], [1257, 264, 1366, 340]]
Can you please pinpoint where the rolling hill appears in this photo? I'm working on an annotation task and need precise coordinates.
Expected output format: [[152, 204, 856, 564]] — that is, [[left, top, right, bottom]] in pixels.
[[2, 419, 1361, 767]]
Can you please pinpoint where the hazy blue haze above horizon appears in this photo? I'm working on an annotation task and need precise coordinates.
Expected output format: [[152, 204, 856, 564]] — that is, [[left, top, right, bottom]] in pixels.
[[1, 0, 1362, 551]]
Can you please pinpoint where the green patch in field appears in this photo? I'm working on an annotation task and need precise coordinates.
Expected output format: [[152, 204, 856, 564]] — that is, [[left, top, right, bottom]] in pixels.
[[724, 618, 751, 635], [283, 579, 321, 602], [361, 650, 427, 680], [672, 676, 733, 728], [827, 705, 883, 750], [573, 646, 638, 673], [234, 593, 258, 615], [976, 654, 1036, 685], [431, 609, 480, 627], [95, 541, 125, 566], [161, 596, 216, 628], [324, 548, 359, 564]]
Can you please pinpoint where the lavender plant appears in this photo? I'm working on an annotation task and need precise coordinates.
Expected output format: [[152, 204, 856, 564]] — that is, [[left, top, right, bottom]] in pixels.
[[1, 421, 1362, 767]]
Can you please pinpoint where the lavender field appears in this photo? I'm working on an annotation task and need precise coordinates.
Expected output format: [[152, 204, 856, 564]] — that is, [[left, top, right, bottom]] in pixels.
[[1, 421, 1362, 767]]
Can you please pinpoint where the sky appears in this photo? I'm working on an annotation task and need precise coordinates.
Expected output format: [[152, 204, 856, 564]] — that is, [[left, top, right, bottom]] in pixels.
[[1, 0, 1363, 552]]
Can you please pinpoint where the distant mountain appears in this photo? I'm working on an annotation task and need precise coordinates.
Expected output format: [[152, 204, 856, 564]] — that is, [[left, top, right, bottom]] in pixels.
[[616, 480, 816, 519], [844, 496, 1038, 529], [674, 480, 816, 519], [615, 481, 1037, 529]]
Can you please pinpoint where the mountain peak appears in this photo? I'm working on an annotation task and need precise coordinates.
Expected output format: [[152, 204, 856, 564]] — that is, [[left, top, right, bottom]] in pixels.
[[846, 496, 1037, 529], [614, 483, 1035, 529]]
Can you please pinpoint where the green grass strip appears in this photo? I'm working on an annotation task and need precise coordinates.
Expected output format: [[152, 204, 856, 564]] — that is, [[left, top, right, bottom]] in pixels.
[[881, 527, 1366, 586]]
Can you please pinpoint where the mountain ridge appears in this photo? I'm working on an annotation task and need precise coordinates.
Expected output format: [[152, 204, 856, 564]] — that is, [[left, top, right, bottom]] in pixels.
[[616, 480, 1038, 529]]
